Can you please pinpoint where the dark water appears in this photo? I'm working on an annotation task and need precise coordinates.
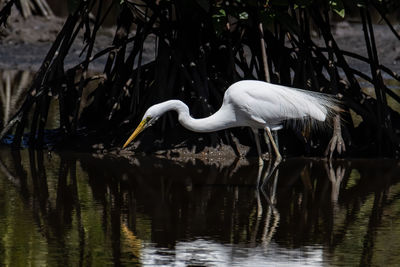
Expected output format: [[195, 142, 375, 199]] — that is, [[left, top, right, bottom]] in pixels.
[[1, 148, 400, 266]]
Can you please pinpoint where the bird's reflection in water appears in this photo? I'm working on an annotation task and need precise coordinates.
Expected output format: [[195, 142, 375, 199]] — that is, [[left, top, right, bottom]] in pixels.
[[1, 149, 400, 266], [252, 159, 280, 249], [325, 160, 348, 215]]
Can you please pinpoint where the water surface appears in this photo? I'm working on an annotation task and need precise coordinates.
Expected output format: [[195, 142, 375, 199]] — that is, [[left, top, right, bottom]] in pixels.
[[0, 148, 399, 266]]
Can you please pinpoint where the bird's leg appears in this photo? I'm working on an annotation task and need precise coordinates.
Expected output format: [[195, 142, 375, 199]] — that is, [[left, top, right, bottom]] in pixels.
[[263, 130, 281, 181], [252, 128, 264, 166], [325, 114, 345, 158], [265, 127, 282, 166], [263, 131, 272, 160], [272, 130, 279, 150]]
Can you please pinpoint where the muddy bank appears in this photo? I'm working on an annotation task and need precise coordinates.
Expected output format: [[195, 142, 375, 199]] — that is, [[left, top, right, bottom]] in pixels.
[[326, 21, 400, 75], [0, 10, 156, 72], [0, 13, 113, 71], [1, 13, 400, 74], [106, 141, 255, 167]]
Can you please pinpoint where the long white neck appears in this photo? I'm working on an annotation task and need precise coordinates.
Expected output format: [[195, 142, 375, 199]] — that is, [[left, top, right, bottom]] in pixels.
[[155, 100, 236, 132]]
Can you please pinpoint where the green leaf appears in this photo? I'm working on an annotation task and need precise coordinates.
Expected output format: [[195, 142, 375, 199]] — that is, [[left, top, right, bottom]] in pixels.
[[212, 8, 227, 36], [329, 0, 345, 18], [212, 8, 226, 18], [239, 11, 248, 20]]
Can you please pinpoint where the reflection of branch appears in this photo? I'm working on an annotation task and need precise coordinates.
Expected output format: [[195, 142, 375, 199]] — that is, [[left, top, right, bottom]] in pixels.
[[300, 163, 313, 192], [70, 159, 86, 266], [0, 70, 32, 131], [360, 190, 385, 266], [0, 156, 20, 187]]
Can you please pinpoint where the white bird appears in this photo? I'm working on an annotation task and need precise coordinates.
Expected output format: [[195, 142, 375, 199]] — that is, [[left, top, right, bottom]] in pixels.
[[123, 80, 341, 164]]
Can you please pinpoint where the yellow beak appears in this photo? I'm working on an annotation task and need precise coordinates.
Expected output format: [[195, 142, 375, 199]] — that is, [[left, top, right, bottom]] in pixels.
[[122, 119, 148, 149]]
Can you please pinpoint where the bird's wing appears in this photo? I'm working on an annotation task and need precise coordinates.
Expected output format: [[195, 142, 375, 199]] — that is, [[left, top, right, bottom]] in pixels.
[[227, 81, 328, 126], [248, 84, 327, 121]]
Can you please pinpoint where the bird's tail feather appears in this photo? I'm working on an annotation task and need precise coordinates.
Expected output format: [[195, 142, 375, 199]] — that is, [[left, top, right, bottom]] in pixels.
[[283, 89, 343, 132]]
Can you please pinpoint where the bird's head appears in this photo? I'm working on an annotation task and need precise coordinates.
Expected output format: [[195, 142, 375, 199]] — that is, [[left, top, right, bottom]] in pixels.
[[122, 105, 163, 149]]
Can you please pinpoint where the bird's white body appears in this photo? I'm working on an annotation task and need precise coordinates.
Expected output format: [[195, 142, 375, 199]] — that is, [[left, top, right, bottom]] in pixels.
[[147, 80, 336, 132], [217, 80, 331, 129], [123, 80, 340, 162]]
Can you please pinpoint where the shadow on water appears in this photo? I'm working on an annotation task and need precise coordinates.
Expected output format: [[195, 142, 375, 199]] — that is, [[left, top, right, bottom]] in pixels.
[[0, 149, 400, 266]]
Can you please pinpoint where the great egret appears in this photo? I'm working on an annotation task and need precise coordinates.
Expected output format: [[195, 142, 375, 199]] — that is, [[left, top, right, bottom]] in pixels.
[[123, 80, 341, 163]]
